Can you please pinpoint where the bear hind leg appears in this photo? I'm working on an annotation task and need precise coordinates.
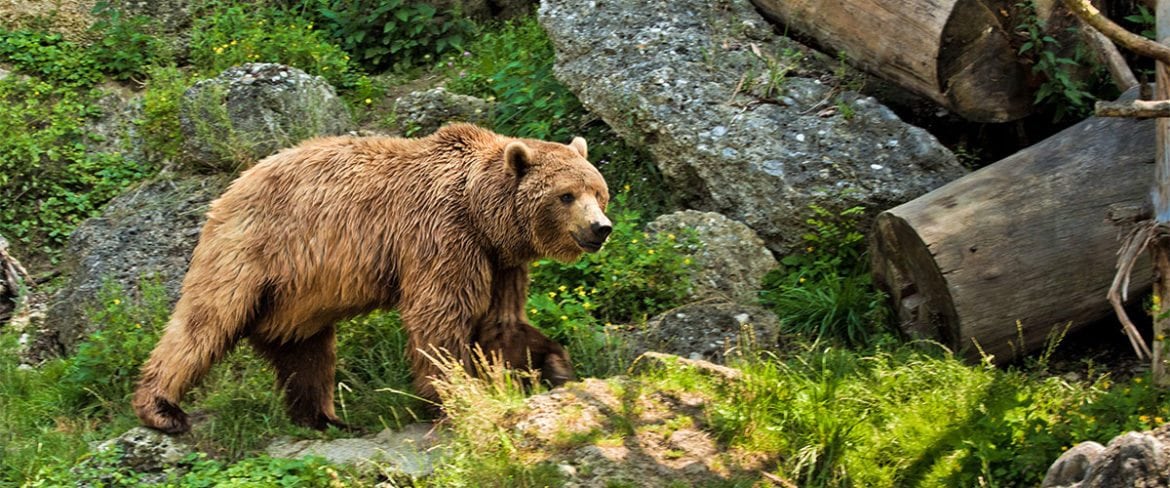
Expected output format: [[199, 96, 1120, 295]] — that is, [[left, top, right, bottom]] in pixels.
[[249, 325, 348, 431]]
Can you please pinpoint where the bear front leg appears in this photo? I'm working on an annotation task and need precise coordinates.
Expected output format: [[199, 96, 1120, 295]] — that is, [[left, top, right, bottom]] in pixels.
[[475, 266, 576, 387], [249, 325, 348, 431]]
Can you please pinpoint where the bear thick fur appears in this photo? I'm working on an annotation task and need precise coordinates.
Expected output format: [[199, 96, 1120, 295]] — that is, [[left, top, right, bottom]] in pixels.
[[132, 124, 611, 434]]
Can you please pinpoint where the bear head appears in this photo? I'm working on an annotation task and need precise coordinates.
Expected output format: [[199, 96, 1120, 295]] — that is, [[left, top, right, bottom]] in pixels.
[[505, 135, 611, 263]]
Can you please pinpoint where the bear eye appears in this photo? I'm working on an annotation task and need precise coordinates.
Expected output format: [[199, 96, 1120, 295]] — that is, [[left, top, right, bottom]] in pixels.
[[559, 193, 575, 204]]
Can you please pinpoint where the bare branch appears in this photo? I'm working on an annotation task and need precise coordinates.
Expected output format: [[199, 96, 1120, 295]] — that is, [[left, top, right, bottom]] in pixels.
[[1062, 0, 1170, 65], [1096, 99, 1170, 118]]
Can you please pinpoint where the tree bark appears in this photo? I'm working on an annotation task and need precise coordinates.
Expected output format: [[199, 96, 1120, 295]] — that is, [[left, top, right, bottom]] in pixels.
[[750, 0, 1032, 122], [871, 90, 1156, 361]]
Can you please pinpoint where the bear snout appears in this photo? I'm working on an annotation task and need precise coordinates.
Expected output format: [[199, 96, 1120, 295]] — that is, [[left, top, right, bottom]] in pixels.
[[591, 221, 613, 241]]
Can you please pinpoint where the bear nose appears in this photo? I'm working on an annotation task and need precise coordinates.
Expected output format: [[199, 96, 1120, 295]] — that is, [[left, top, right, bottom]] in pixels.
[[592, 222, 613, 241]]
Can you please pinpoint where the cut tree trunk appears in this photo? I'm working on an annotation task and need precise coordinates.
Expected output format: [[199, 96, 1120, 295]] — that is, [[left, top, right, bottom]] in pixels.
[[870, 94, 1155, 361], [751, 0, 1031, 122]]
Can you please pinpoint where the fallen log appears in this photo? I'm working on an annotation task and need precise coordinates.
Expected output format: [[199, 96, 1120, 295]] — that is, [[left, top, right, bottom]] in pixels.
[[751, 0, 1031, 122], [871, 98, 1155, 361]]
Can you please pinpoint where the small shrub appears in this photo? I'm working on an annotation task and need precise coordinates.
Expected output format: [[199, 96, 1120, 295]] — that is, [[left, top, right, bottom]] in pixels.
[[138, 65, 196, 164], [309, 0, 474, 72], [0, 77, 153, 257], [62, 279, 171, 415], [189, 3, 363, 90], [88, 2, 167, 81], [759, 205, 890, 346], [446, 16, 585, 142], [1015, 0, 1096, 121], [0, 29, 102, 87]]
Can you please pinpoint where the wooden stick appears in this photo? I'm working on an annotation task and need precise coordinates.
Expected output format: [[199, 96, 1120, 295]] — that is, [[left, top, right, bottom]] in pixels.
[[1062, 0, 1170, 65], [1096, 99, 1170, 118]]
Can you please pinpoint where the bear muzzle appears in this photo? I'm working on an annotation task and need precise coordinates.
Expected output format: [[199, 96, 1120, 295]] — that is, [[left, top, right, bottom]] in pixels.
[[573, 219, 612, 252]]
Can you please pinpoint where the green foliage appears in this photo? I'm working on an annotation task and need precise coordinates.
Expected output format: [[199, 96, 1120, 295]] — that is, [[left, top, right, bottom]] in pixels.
[[62, 279, 171, 414], [1124, 5, 1157, 40], [88, 2, 168, 81], [334, 311, 426, 427], [138, 65, 196, 164], [189, 3, 364, 90], [30, 450, 358, 487], [446, 16, 585, 141], [0, 29, 103, 87], [1016, 0, 1095, 121], [0, 77, 153, 257], [760, 205, 890, 347], [309, 0, 474, 72]]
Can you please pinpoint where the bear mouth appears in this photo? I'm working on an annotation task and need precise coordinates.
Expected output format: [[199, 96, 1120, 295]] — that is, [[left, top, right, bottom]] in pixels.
[[573, 234, 605, 252]]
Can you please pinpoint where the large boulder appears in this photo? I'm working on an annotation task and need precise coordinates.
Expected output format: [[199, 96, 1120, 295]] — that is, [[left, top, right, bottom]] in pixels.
[[392, 87, 493, 136], [646, 210, 776, 304], [39, 175, 229, 357], [179, 63, 353, 171], [80, 427, 195, 484], [539, 0, 966, 255]]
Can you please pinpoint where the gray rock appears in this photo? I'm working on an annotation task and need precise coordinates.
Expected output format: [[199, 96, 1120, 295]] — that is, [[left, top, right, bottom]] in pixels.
[[179, 63, 353, 172], [646, 210, 776, 304], [267, 423, 444, 479], [392, 87, 493, 136], [87, 83, 147, 165], [78, 427, 194, 484], [1081, 432, 1167, 488], [633, 300, 780, 364], [39, 175, 229, 357], [539, 0, 966, 255], [1043, 441, 1105, 488]]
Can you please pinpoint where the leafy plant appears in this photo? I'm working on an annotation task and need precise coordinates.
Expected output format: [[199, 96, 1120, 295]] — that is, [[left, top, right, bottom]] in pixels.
[[1016, 0, 1095, 121], [88, 2, 167, 81], [0, 29, 102, 87], [189, 3, 362, 90], [446, 16, 585, 141], [137, 65, 196, 164], [760, 205, 889, 346], [0, 77, 153, 258], [309, 0, 474, 72]]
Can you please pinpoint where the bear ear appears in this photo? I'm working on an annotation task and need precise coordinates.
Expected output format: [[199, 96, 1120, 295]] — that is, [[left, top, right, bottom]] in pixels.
[[569, 137, 588, 159], [504, 141, 531, 179]]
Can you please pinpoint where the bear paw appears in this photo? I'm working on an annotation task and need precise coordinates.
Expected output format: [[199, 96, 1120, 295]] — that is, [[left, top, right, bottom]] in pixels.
[[136, 397, 191, 435]]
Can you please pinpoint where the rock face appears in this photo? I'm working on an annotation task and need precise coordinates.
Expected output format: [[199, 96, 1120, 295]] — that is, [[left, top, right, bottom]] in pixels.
[[646, 210, 776, 304], [631, 300, 781, 364], [40, 175, 229, 356], [267, 423, 443, 479], [539, 0, 966, 255], [1044, 426, 1170, 488], [392, 87, 493, 136], [179, 63, 353, 171]]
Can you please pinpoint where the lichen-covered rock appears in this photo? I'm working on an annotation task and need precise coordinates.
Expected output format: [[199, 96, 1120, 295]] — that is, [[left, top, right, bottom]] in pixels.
[[78, 427, 194, 484], [392, 87, 493, 136], [179, 63, 353, 171], [267, 423, 443, 479], [1042, 441, 1105, 488], [646, 210, 776, 304], [1044, 425, 1170, 488], [39, 175, 229, 357], [87, 83, 147, 165], [539, 0, 966, 255], [632, 299, 780, 364]]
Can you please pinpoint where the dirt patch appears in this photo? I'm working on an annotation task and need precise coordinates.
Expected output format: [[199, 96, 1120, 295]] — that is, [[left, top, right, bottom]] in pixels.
[[508, 377, 770, 487]]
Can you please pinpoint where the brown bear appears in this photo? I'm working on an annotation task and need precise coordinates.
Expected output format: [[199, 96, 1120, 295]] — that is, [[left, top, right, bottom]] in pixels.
[[132, 124, 611, 434]]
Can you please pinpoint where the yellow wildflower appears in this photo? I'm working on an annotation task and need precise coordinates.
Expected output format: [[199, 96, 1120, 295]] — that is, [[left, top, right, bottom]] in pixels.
[[364, 98, 372, 105], [1158, 417, 1165, 424], [648, 249, 655, 255], [113, 299, 121, 305], [1136, 377, 1144, 384], [533, 262, 540, 267], [1141, 415, 1151, 423], [631, 239, 639, 244], [560, 315, 568, 321], [799, 277, 806, 284], [230, 40, 237, 45], [583, 302, 592, 310], [530, 308, 538, 315], [667, 233, 676, 240], [806, 246, 815, 253], [547, 292, 556, 298], [623, 184, 631, 192], [559, 285, 568, 292], [683, 258, 692, 265], [214, 46, 224, 55]]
